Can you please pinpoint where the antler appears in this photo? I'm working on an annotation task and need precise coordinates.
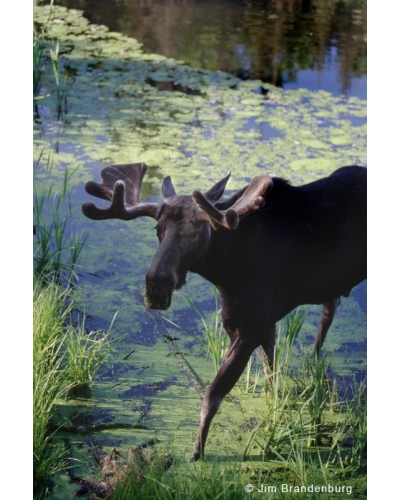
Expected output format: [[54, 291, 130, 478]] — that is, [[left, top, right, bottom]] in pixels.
[[192, 175, 273, 230], [82, 163, 160, 220]]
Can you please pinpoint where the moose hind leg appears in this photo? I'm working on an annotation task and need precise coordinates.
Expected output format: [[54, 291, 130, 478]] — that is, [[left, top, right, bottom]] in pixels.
[[312, 298, 340, 357], [191, 335, 258, 461], [259, 324, 276, 388]]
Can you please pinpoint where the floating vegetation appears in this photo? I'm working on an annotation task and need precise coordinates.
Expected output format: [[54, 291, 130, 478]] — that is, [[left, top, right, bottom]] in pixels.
[[34, 4, 366, 193]]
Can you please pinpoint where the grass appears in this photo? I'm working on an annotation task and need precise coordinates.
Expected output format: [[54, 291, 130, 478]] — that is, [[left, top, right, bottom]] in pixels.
[[238, 315, 366, 490], [187, 288, 228, 376], [96, 304, 365, 499], [49, 40, 68, 119], [87, 437, 366, 500], [64, 313, 116, 397], [33, 9, 88, 491], [163, 288, 229, 376], [33, 35, 45, 101], [33, 0, 52, 103], [34, 302, 366, 499], [111, 457, 248, 500], [33, 280, 70, 498], [33, 279, 113, 498], [163, 296, 366, 477], [34, 0, 68, 119], [33, 151, 86, 285], [325, 379, 367, 473]]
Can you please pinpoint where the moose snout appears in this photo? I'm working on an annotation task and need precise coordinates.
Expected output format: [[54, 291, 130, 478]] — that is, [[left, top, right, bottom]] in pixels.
[[145, 269, 176, 310]]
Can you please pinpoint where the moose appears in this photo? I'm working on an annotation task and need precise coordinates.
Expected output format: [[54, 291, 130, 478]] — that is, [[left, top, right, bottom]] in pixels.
[[82, 163, 366, 460]]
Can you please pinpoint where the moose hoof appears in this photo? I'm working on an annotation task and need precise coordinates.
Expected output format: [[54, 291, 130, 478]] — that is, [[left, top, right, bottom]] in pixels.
[[190, 450, 202, 462]]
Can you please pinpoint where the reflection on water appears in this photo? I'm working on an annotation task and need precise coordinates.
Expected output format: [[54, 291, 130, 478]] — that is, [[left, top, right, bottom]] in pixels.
[[56, 0, 366, 98]]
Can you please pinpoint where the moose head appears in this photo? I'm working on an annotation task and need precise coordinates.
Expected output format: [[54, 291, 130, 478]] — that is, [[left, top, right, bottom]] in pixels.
[[82, 163, 272, 310]]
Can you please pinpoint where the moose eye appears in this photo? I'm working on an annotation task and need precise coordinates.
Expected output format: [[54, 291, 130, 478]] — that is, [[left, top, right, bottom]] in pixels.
[[154, 226, 162, 240], [193, 232, 199, 238]]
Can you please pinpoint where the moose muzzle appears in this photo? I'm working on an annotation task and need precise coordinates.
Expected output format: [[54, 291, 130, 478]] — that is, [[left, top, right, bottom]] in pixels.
[[145, 269, 176, 310]]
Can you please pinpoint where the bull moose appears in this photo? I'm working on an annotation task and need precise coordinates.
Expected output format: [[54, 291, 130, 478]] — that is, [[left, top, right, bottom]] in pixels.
[[82, 163, 366, 460]]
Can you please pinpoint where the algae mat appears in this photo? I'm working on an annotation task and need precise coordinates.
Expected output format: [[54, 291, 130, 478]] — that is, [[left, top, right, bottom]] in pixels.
[[34, 4, 366, 475]]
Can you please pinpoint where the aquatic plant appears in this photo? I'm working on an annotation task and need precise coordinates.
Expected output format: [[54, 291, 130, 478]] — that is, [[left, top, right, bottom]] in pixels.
[[33, 1, 48, 101], [34, 0, 69, 121], [238, 308, 366, 488], [165, 289, 228, 376], [64, 314, 115, 397], [33, 35, 45, 102], [325, 378, 367, 473], [33, 151, 86, 284], [242, 352, 263, 395], [33, 1, 54, 106], [33, 3, 366, 190], [49, 40, 68, 119], [344, 381, 367, 472], [33, 280, 70, 498], [302, 354, 331, 447], [269, 308, 309, 425], [35, 292, 366, 498], [191, 289, 228, 376]]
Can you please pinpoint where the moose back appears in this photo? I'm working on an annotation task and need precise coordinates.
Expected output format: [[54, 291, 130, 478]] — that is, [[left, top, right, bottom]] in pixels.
[[82, 163, 366, 460]]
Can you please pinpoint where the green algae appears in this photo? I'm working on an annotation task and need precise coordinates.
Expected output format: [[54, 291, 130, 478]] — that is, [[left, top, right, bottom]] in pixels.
[[33, 4, 366, 476]]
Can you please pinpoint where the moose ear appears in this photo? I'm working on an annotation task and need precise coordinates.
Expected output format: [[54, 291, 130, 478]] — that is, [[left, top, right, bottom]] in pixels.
[[162, 176, 177, 202], [205, 173, 231, 203]]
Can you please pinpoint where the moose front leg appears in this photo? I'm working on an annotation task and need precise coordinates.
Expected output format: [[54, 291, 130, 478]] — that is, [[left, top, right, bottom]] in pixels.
[[191, 335, 258, 461]]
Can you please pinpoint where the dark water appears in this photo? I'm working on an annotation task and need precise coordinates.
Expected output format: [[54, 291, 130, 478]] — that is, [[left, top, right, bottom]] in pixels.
[[56, 0, 367, 99]]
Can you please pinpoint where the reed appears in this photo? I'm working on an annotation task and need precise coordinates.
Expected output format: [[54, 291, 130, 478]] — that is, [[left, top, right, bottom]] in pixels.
[[49, 40, 68, 119], [33, 152, 86, 285]]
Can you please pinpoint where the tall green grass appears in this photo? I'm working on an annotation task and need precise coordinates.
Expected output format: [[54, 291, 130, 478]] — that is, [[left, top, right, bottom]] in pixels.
[[34, 0, 68, 119], [100, 441, 365, 500], [111, 456, 250, 500], [164, 289, 228, 376], [33, 1, 53, 103], [33, 281, 70, 498], [239, 311, 366, 483], [54, 306, 365, 499], [33, 1, 51, 102], [188, 289, 228, 376], [33, 35, 45, 102], [64, 314, 116, 397], [33, 152, 85, 285], [49, 40, 68, 119], [163, 297, 366, 477], [33, 279, 113, 498], [325, 378, 367, 473]]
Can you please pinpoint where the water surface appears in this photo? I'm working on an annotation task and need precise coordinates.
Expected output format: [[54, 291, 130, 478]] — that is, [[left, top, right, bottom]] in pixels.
[[57, 0, 367, 98]]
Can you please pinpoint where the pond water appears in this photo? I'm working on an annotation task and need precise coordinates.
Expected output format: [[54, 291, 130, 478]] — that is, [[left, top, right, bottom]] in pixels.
[[56, 0, 367, 99], [34, 2, 366, 469]]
